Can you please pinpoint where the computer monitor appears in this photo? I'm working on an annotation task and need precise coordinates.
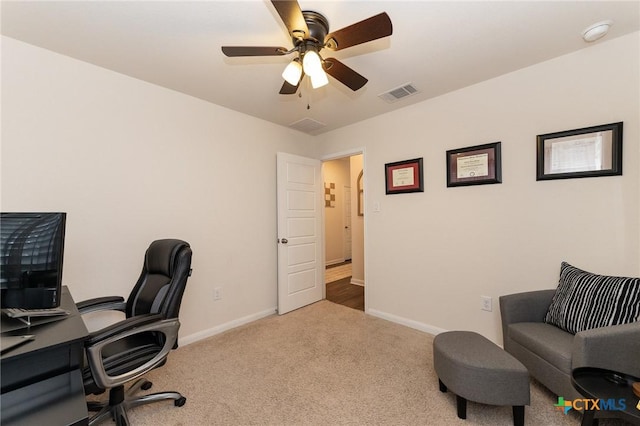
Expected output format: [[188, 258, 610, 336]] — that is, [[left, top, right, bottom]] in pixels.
[[0, 212, 67, 309]]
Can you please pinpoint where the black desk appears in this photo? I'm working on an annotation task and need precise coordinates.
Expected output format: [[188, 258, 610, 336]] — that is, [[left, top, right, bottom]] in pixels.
[[572, 367, 640, 426], [1, 286, 89, 426]]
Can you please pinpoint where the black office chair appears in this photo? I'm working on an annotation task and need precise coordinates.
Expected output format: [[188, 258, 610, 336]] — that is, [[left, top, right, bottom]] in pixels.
[[77, 239, 192, 426]]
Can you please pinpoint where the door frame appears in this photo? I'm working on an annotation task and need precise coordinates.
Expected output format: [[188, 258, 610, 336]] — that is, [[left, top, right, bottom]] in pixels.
[[321, 147, 367, 312]]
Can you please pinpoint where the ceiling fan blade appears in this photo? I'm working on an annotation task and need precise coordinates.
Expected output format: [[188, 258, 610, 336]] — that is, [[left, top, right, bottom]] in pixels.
[[323, 58, 368, 91], [279, 80, 300, 95], [271, 0, 309, 40], [324, 12, 392, 51], [221, 46, 287, 57]]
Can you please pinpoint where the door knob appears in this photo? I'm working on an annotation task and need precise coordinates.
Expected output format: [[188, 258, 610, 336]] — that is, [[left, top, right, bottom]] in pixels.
[[281, 238, 288, 244]]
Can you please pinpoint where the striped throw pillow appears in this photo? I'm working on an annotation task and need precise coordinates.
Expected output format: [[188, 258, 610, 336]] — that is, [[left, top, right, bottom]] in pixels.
[[544, 262, 640, 334]]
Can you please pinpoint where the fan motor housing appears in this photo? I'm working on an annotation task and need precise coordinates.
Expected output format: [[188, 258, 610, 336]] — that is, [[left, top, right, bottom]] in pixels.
[[299, 11, 329, 44]]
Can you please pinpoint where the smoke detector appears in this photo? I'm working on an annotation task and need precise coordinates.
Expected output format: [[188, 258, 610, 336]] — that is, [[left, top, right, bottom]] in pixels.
[[582, 20, 613, 42]]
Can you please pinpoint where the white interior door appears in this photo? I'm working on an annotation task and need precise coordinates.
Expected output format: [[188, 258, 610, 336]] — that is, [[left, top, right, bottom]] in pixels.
[[277, 152, 323, 315], [343, 185, 352, 261]]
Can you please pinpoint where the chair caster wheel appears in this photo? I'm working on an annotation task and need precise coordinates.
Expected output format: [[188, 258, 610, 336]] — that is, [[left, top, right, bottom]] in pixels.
[[175, 396, 186, 407], [141, 380, 153, 390]]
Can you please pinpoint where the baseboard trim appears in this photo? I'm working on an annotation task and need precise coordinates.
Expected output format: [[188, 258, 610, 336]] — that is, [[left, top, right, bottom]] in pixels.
[[179, 306, 486, 347], [350, 278, 365, 287], [367, 309, 448, 336], [179, 307, 277, 346], [326, 258, 346, 267], [180, 306, 450, 346]]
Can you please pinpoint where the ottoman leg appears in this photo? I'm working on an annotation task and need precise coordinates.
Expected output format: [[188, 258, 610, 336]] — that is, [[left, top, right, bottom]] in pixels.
[[438, 379, 447, 393], [456, 395, 467, 419], [513, 405, 524, 426]]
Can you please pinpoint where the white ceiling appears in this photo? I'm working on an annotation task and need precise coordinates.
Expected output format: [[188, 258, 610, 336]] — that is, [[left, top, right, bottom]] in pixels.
[[2, 1, 639, 135]]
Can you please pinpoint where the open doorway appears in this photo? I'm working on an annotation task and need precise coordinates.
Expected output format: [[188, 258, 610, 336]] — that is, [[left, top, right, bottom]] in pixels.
[[322, 154, 364, 311]]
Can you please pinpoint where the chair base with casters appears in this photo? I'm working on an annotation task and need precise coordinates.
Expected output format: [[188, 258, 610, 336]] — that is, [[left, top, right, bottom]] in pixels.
[[87, 378, 186, 426]]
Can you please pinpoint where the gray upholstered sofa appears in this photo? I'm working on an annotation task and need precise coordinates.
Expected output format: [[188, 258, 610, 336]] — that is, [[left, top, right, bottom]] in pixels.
[[500, 289, 640, 400]]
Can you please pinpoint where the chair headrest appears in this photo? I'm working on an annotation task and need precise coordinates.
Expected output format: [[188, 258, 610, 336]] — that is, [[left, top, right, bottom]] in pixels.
[[145, 239, 190, 276]]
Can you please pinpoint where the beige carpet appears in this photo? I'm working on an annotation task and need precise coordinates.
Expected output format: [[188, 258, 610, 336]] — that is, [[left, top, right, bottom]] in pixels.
[[102, 301, 628, 425]]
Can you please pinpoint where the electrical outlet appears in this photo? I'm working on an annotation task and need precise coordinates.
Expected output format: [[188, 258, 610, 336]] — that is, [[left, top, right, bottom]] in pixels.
[[213, 287, 222, 301], [481, 296, 492, 312]]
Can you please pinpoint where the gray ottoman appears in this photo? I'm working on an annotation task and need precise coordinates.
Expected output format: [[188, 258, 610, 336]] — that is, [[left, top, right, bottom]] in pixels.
[[433, 331, 530, 426]]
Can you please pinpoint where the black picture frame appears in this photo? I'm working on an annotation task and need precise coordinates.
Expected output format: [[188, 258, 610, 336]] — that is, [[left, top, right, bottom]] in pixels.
[[385, 158, 424, 194], [536, 122, 623, 181], [446, 142, 502, 187]]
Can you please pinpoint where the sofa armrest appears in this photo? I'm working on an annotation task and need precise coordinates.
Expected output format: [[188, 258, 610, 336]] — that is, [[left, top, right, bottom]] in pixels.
[[499, 290, 556, 345], [572, 321, 640, 377], [499, 289, 556, 324]]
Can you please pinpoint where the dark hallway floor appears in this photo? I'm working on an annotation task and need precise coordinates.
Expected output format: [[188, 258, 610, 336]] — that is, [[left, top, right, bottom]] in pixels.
[[326, 276, 364, 311]]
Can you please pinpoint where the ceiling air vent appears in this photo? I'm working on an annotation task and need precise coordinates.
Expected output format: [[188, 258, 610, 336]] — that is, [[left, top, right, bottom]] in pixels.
[[378, 83, 419, 103], [289, 117, 326, 133]]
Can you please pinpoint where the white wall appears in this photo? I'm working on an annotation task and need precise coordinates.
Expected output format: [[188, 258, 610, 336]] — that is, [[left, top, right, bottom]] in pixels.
[[317, 32, 640, 343], [1, 37, 316, 342], [3, 32, 639, 347]]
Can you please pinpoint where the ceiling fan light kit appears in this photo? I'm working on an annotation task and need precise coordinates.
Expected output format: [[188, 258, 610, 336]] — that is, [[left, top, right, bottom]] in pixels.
[[222, 0, 392, 95], [282, 59, 303, 86], [302, 49, 323, 77], [310, 68, 329, 89]]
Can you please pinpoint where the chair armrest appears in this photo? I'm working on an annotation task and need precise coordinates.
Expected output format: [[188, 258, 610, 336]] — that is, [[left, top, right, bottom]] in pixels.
[[572, 321, 640, 377], [86, 313, 163, 345], [76, 296, 126, 314], [499, 289, 556, 345], [85, 316, 180, 389]]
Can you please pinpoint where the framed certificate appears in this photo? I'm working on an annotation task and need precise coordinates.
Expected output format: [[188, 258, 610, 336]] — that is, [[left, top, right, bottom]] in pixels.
[[536, 122, 623, 180], [446, 142, 502, 187], [385, 158, 424, 194]]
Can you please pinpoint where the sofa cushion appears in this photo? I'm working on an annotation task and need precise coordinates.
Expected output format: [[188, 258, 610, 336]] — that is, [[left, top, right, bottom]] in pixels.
[[508, 322, 574, 374], [544, 262, 640, 334]]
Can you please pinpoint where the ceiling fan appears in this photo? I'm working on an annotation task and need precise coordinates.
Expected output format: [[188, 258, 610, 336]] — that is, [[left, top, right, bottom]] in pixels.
[[221, 0, 392, 95]]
